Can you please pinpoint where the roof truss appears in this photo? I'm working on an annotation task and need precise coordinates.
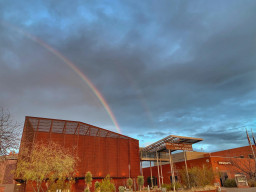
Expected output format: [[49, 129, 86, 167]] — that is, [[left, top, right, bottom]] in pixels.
[[26, 116, 132, 140], [141, 135, 203, 152]]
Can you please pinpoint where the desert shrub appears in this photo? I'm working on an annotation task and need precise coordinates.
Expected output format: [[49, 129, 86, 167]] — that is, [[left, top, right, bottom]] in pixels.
[[248, 179, 256, 187], [161, 184, 172, 191], [100, 175, 115, 192], [85, 171, 93, 189], [127, 178, 133, 189], [223, 179, 237, 187], [162, 182, 182, 191], [118, 186, 125, 192], [94, 181, 100, 192], [137, 176, 144, 191], [180, 166, 215, 188], [172, 182, 182, 189]]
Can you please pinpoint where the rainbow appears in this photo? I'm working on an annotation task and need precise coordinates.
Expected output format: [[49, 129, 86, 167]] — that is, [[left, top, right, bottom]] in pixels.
[[3, 22, 121, 133]]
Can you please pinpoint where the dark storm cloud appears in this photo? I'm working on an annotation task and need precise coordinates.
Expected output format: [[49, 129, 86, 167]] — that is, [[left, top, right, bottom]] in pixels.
[[138, 131, 166, 139], [1, 0, 256, 151]]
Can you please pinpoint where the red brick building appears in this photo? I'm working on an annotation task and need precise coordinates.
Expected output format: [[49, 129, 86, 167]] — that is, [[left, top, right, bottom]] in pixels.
[[17, 116, 140, 192], [0, 153, 18, 192], [142, 145, 256, 187]]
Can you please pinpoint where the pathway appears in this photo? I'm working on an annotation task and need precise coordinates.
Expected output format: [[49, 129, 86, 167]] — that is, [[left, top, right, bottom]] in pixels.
[[222, 187, 256, 192]]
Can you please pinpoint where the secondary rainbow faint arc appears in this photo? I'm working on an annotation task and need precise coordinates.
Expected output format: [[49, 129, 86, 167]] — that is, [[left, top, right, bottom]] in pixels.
[[5, 23, 121, 134]]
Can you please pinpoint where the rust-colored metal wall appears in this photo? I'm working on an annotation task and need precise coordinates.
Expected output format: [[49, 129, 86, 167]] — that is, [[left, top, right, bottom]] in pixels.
[[34, 132, 139, 178], [18, 116, 140, 191]]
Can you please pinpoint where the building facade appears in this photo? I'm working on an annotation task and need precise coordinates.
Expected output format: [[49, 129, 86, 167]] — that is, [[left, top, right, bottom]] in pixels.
[[17, 116, 140, 192], [142, 145, 256, 187], [0, 153, 18, 192], [1, 116, 254, 191]]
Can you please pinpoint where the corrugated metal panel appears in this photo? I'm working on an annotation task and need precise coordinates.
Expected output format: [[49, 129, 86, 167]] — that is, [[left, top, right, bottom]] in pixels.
[[19, 116, 140, 179]]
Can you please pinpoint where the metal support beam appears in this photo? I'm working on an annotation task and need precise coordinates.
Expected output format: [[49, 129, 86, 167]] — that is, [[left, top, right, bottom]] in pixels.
[[169, 149, 176, 192], [150, 161, 153, 188], [160, 158, 164, 185], [85, 126, 90, 135], [156, 151, 161, 188], [184, 150, 190, 189]]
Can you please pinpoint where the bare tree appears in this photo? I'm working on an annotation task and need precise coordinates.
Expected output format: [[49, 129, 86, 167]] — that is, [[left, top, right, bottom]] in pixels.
[[229, 157, 256, 180], [0, 108, 20, 156]]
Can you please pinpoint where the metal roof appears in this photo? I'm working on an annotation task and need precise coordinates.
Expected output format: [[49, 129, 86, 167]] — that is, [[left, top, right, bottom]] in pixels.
[[25, 116, 135, 140], [141, 135, 203, 152]]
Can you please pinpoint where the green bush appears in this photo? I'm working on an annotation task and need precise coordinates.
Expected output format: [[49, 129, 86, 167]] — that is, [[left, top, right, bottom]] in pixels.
[[172, 182, 182, 190], [94, 181, 100, 192], [127, 178, 133, 189], [118, 186, 125, 192], [180, 166, 215, 188], [161, 184, 172, 191], [100, 175, 115, 192], [85, 171, 93, 189], [137, 176, 144, 191], [162, 182, 182, 190], [223, 179, 237, 187]]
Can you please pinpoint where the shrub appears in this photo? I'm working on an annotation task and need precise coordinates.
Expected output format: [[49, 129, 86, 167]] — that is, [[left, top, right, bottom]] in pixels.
[[161, 184, 172, 191], [119, 186, 125, 192], [127, 178, 133, 189], [100, 175, 115, 192], [223, 179, 237, 187], [172, 182, 182, 190], [161, 182, 182, 191], [94, 181, 100, 192], [85, 171, 93, 189], [84, 188, 90, 192], [137, 176, 144, 191], [180, 166, 215, 188]]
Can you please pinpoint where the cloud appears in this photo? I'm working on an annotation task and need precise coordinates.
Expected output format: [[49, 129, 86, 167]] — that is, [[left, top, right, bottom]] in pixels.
[[0, 0, 256, 152]]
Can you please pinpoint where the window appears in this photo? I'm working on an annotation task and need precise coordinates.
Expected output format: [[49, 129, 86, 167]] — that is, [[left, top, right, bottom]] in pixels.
[[248, 154, 253, 159], [170, 176, 178, 182]]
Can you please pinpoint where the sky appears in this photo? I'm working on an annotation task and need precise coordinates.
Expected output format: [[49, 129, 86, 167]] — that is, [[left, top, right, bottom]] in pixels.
[[1, 0, 256, 152]]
